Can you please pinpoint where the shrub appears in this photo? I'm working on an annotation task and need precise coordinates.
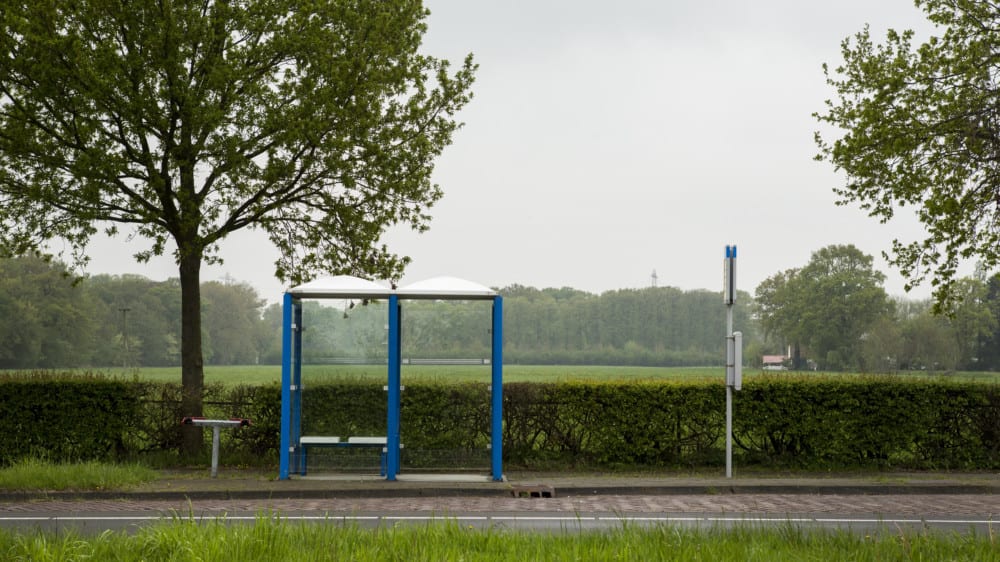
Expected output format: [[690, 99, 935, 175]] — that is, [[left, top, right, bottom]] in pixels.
[[1, 373, 997, 471], [0, 371, 133, 464]]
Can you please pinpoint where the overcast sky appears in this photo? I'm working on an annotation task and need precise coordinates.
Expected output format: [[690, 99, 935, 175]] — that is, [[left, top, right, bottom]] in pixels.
[[86, 0, 951, 301]]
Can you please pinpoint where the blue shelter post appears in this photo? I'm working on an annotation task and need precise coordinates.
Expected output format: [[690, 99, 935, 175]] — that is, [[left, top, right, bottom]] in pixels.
[[279, 292, 293, 480], [292, 301, 304, 474], [490, 296, 504, 481], [386, 295, 402, 481]]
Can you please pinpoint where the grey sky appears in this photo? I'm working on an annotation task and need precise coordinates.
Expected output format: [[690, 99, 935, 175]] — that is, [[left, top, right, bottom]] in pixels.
[[86, 0, 949, 301]]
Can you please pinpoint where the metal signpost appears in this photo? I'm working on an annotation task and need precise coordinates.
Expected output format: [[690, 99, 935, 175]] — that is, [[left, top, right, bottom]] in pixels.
[[724, 245, 742, 479]]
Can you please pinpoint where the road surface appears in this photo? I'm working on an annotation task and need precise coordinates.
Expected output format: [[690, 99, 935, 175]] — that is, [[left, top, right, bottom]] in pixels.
[[1, 493, 995, 535]]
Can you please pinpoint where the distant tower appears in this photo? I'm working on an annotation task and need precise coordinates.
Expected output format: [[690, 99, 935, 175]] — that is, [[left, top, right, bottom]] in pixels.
[[651, 269, 658, 288]]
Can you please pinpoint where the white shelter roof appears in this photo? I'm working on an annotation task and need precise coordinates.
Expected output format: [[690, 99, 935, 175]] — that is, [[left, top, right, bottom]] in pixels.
[[287, 275, 392, 299], [396, 276, 497, 300], [287, 275, 498, 300]]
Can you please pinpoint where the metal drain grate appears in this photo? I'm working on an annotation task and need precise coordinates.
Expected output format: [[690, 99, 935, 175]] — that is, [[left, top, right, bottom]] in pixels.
[[510, 484, 556, 498]]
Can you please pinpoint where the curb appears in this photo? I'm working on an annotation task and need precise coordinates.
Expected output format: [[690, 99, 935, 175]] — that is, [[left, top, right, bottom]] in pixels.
[[556, 484, 999, 497], [1, 483, 995, 503]]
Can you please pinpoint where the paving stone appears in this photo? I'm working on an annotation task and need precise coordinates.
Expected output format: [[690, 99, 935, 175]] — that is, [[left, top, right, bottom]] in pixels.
[[2, 494, 996, 517]]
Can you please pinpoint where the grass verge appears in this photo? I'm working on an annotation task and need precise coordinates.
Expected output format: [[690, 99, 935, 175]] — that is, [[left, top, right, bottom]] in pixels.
[[0, 518, 996, 561], [0, 459, 157, 491]]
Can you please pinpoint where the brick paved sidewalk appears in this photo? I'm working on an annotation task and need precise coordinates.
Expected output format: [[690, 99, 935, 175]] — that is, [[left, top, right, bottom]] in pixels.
[[2, 493, 996, 518]]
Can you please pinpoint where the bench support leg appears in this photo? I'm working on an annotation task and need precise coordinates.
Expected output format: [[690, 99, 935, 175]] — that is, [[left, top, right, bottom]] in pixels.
[[210, 426, 221, 478]]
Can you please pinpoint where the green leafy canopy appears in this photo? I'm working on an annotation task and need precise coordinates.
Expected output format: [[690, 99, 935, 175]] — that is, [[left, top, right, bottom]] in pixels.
[[814, 0, 1000, 312], [0, 0, 476, 284]]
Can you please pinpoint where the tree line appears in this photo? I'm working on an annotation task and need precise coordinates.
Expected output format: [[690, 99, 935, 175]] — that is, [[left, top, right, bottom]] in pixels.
[[0, 255, 757, 369], [754, 245, 1000, 372], [4, 249, 1000, 372], [0, 255, 266, 369]]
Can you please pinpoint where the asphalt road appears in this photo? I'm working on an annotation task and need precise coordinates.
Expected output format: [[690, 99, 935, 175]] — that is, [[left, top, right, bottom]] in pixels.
[[1, 493, 996, 535]]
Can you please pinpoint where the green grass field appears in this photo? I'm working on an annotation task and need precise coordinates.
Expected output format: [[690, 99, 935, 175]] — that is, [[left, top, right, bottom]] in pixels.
[[95, 364, 724, 385], [90, 364, 1000, 386]]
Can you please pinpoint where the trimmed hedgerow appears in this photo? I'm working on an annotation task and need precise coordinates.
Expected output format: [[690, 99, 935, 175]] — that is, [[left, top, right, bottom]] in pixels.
[[0, 372, 133, 464], [1, 373, 997, 470], [735, 375, 1000, 469]]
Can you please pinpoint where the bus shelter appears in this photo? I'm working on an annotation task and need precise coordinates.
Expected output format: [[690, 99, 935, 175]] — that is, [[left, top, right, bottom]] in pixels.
[[279, 275, 504, 481]]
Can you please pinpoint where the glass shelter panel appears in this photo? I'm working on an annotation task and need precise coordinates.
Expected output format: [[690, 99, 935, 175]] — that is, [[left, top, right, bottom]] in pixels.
[[296, 299, 390, 474], [398, 299, 494, 473]]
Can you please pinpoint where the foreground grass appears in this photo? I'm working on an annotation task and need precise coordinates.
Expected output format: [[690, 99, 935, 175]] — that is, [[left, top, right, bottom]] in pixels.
[[0, 459, 157, 491], [1, 518, 996, 561]]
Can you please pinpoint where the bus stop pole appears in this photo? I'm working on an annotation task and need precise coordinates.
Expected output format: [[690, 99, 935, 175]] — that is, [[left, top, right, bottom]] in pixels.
[[724, 245, 737, 479], [726, 307, 734, 479]]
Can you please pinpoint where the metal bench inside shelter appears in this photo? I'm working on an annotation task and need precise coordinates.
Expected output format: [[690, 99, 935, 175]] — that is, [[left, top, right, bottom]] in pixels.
[[299, 436, 392, 476]]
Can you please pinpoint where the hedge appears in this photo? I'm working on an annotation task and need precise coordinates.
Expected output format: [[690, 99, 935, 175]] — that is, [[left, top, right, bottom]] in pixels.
[[736, 377, 1000, 469], [1, 373, 997, 470], [0, 372, 133, 463]]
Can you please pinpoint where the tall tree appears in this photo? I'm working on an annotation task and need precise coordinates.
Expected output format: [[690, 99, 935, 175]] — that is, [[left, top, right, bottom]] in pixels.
[[815, 0, 1000, 311], [900, 312, 959, 371], [0, 256, 96, 369], [976, 273, 1000, 369], [754, 268, 808, 367], [0, 1, 475, 453], [948, 276, 997, 368], [201, 279, 265, 366], [87, 274, 181, 367], [859, 316, 903, 373], [754, 245, 894, 370]]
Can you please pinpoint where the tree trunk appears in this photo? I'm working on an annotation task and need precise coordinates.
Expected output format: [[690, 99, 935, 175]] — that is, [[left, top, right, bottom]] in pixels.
[[179, 248, 205, 457]]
